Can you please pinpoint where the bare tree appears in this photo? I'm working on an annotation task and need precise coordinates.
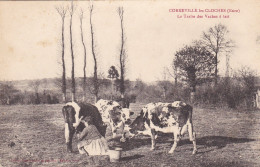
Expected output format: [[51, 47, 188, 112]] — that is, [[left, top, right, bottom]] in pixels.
[[31, 80, 41, 94], [89, 4, 99, 102], [201, 23, 234, 84], [69, 1, 76, 102], [118, 7, 128, 99], [55, 5, 68, 103], [163, 66, 178, 86], [31, 80, 41, 104], [79, 9, 87, 102], [158, 67, 171, 100], [237, 66, 257, 108]]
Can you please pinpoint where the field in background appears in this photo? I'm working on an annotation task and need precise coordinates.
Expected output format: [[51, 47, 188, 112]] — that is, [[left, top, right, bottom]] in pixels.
[[0, 103, 260, 167]]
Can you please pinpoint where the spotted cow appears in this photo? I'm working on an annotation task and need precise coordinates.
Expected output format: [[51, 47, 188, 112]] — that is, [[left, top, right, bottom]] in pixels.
[[124, 101, 197, 154], [95, 99, 134, 139], [62, 102, 107, 152]]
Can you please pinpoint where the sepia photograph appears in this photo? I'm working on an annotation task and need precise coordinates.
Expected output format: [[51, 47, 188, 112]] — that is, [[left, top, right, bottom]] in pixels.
[[0, 0, 259, 166]]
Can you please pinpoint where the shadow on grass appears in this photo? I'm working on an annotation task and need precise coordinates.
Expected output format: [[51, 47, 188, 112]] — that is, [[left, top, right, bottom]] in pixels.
[[179, 135, 255, 154], [195, 136, 255, 148], [109, 134, 174, 151], [121, 154, 145, 161], [113, 134, 255, 152]]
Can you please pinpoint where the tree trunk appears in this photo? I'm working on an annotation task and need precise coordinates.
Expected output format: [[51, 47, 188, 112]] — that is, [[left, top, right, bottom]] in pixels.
[[190, 91, 195, 104], [120, 69, 125, 98], [90, 5, 98, 103], [62, 94, 66, 103], [111, 78, 114, 100], [80, 12, 87, 102], [94, 95, 98, 103], [214, 53, 218, 85], [70, 14, 76, 102], [62, 17, 67, 103], [163, 89, 166, 99], [56, 6, 67, 103], [119, 7, 125, 99]]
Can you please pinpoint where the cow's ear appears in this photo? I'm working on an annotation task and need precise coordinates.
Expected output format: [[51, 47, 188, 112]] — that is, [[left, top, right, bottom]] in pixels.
[[62, 106, 67, 117], [113, 106, 120, 112], [130, 111, 134, 116], [62, 106, 69, 122], [116, 111, 121, 115]]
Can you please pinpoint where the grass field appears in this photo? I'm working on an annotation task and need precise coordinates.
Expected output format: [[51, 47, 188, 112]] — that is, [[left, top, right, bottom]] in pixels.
[[0, 103, 260, 167]]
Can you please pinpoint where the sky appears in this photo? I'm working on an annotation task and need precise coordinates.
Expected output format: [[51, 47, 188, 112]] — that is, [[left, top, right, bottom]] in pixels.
[[0, 0, 259, 82]]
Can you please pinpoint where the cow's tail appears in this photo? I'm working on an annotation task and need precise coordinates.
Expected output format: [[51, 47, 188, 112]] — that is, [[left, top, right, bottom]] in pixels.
[[139, 109, 145, 117], [187, 105, 193, 123]]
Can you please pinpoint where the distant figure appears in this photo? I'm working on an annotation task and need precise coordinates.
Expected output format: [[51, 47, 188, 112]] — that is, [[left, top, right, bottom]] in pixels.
[[76, 116, 109, 155]]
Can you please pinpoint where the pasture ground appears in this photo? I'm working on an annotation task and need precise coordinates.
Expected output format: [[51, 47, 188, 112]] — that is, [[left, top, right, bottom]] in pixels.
[[0, 103, 259, 167]]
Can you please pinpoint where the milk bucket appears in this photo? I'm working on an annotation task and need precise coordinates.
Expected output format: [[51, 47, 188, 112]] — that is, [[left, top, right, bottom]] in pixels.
[[108, 147, 122, 162]]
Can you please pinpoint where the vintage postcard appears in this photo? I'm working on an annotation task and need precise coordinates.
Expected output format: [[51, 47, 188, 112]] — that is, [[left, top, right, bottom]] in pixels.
[[0, 0, 259, 166]]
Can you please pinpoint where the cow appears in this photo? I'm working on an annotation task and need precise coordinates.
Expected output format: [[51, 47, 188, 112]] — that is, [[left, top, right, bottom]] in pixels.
[[95, 99, 134, 140], [116, 98, 130, 108], [62, 102, 107, 153], [124, 101, 197, 154]]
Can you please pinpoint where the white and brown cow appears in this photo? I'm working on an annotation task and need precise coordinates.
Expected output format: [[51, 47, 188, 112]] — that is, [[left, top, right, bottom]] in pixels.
[[62, 102, 107, 152], [124, 101, 197, 154], [95, 99, 134, 139]]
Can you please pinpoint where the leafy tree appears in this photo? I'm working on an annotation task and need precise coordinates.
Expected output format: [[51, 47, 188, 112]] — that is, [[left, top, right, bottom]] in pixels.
[[174, 44, 215, 101], [108, 66, 119, 99], [0, 83, 19, 105], [108, 66, 119, 80]]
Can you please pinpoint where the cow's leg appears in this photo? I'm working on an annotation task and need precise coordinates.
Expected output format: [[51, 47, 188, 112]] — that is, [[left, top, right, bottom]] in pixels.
[[180, 124, 188, 137], [69, 127, 75, 149], [65, 123, 69, 143], [187, 121, 197, 154], [65, 123, 75, 153], [64, 123, 72, 152], [120, 122, 127, 142], [169, 131, 179, 154], [110, 123, 117, 138], [150, 128, 156, 150]]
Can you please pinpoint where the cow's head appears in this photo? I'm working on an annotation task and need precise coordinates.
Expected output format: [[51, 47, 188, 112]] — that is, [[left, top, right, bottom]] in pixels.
[[171, 101, 186, 108], [62, 105, 77, 152], [62, 105, 76, 127], [121, 108, 134, 125], [167, 105, 192, 127], [107, 106, 122, 124]]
